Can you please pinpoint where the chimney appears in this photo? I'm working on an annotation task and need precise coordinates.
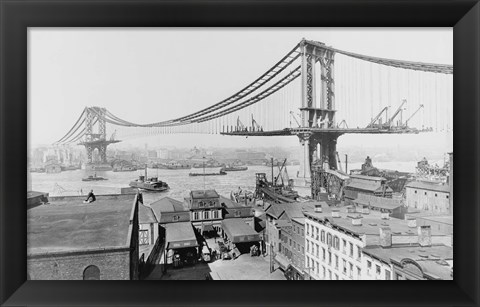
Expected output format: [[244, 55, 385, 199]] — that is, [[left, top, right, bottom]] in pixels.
[[381, 212, 389, 220], [351, 216, 362, 226], [362, 205, 370, 214], [332, 209, 340, 218], [407, 218, 417, 228], [315, 204, 323, 213], [418, 225, 432, 247], [379, 227, 392, 247]]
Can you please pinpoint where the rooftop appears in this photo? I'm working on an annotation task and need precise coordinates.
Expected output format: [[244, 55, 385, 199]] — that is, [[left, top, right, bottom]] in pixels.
[[405, 181, 450, 193], [150, 197, 188, 213], [354, 194, 403, 210], [165, 222, 198, 248], [346, 179, 392, 193], [190, 190, 220, 199], [304, 208, 446, 245], [350, 174, 387, 181], [28, 194, 136, 255], [138, 203, 158, 224], [363, 244, 453, 280], [266, 201, 324, 220]]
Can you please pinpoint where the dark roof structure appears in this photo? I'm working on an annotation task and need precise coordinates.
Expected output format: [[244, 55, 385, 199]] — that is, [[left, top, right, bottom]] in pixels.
[[28, 194, 136, 254], [165, 222, 198, 249], [222, 218, 260, 243]]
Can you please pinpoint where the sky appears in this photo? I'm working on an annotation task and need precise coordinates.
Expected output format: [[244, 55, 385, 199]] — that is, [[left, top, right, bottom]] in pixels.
[[28, 28, 453, 152]]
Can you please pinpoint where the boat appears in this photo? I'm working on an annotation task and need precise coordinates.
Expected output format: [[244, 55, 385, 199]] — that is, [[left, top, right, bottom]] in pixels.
[[223, 165, 248, 171], [154, 161, 191, 170], [189, 169, 227, 176], [113, 165, 137, 172], [192, 159, 225, 168], [82, 174, 107, 181], [129, 167, 169, 192]]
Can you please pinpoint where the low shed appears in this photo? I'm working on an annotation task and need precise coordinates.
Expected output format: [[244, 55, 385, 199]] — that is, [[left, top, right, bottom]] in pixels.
[[221, 218, 260, 244]]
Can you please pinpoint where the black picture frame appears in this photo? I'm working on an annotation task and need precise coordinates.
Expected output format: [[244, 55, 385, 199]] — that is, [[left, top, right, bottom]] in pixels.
[[1, 0, 479, 306]]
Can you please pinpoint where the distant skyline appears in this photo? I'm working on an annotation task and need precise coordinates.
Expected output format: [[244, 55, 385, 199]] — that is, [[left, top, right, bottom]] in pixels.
[[28, 28, 452, 153]]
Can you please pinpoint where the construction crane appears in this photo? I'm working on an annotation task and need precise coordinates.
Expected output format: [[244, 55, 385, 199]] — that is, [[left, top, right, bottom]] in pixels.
[[236, 116, 245, 131], [404, 104, 424, 127], [386, 99, 407, 127], [274, 158, 290, 186], [366, 106, 389, 128], [251, 114, 263, 132], [290, 111, 301, 128], [337, 119, 349, 129]]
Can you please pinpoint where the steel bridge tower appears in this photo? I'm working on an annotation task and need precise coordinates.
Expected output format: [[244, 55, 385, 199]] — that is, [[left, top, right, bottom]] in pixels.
[[298, 40, 339, 179], [80, 107, 120, 165]]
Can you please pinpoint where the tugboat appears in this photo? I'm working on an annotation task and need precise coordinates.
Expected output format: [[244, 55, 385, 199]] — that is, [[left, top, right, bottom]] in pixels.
[[223, 165, 248, 171], [154, 161, 191, 170], [129, 167, 169, 192], [82, 173, 107, 181]]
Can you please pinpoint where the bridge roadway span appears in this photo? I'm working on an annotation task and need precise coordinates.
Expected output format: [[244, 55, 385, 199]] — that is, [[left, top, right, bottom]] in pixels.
[[220, 127, 420, 137]]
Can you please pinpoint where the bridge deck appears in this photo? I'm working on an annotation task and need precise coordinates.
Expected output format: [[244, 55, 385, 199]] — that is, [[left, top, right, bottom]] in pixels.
[[220, 127, 419, 137]]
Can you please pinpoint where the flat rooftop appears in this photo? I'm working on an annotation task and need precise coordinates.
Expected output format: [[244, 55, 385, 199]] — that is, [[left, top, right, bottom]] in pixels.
[[304, 208, 446, 245], [28, 194, 136, 255], [190, 190, 219, 199], [405, 181, 450, 193]]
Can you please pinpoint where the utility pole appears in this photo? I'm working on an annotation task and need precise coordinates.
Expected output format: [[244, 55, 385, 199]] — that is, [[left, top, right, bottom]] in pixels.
[[345, 154, 348, 174]]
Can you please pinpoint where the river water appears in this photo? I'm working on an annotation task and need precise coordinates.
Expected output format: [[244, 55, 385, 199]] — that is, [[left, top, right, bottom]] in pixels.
[[31, 161, 418, 204]]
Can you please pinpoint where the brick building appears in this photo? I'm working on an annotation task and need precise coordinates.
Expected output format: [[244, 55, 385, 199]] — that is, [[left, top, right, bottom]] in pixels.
[[405, 181, 450, 214], [27, 194, 140, 280]]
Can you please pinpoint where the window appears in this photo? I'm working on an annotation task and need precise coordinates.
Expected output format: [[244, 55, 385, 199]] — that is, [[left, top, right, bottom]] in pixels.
[[209, 201, 215, 207], [343, 260, 347, 274], [234, 210, 241, 217], [328, 251, 332, 265], [334, 236, 340, 250], [424, 192, 427, 195], [327, 233, 332, 246], [435, 193, 438, 197], [385, 270, 391, 280], [376, 265, 381, 275], [306, 241, 310, 253], [414, 190, 417, 194], [289, 238, 292, 246], [315, 227, 319, 240], [139, 229, 149, 245], [213, 210, 219, 219], [335, 255, 339, 269], [357, 266, 361, 277], [203, 211, 209, 220], [349, 243, 353, 257], [193, 211, 200, 220], [173, 215, 180, 222], [301, 229, 304, 236], [335, 274, 339, 280], [395, 273, 402, 280], [321, 230, 325, 242], [357, 246, 362, 260], [323, 266, 326, 278], [150, 223, 155, 245], [315, 244, 319, 257], [446, 195, 449, 199], [301, 247, 304, 255], [329, 270, 332, 280], [322, 248, 326, 261], [199, 201, 205, 207], [83, 265, 100, 280], [343, 239, 347, 252], [367, 260, 372, 269], [315, 262, 319, 274], [349, 263, 353, 277]]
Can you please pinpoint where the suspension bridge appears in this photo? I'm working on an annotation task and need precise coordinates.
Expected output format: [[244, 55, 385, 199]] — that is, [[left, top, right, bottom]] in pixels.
[[54, 38, 452, 186]]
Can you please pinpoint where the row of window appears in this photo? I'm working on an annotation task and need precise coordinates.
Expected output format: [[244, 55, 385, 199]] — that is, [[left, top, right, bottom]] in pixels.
[[197, 200, 218, 208], [292, 224, 305, 237], [306, 237, 361, 261], [192, 210, 221, 221], [413, 190, 449, 198], [366, 260, 391, 279], [306, 256, 361, 280]]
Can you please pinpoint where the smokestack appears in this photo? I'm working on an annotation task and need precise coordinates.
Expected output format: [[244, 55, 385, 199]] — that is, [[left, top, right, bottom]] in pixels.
[[379, 227, 392, 247], [418, 225, 432, 247]]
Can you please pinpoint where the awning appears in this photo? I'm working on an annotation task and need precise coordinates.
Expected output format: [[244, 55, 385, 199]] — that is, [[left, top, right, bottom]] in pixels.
[[274, 254, 291, 270], [222, 218, 260, 244], [166, 222, 199, 249]]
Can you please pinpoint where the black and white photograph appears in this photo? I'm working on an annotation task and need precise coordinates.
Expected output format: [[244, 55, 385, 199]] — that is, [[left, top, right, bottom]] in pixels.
[[27, 28, 453, 281]]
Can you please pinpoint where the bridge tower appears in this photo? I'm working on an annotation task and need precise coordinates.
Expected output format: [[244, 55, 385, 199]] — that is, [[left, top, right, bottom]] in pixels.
[[298, 40, 339, 179], [80, 107, 120, 167]]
